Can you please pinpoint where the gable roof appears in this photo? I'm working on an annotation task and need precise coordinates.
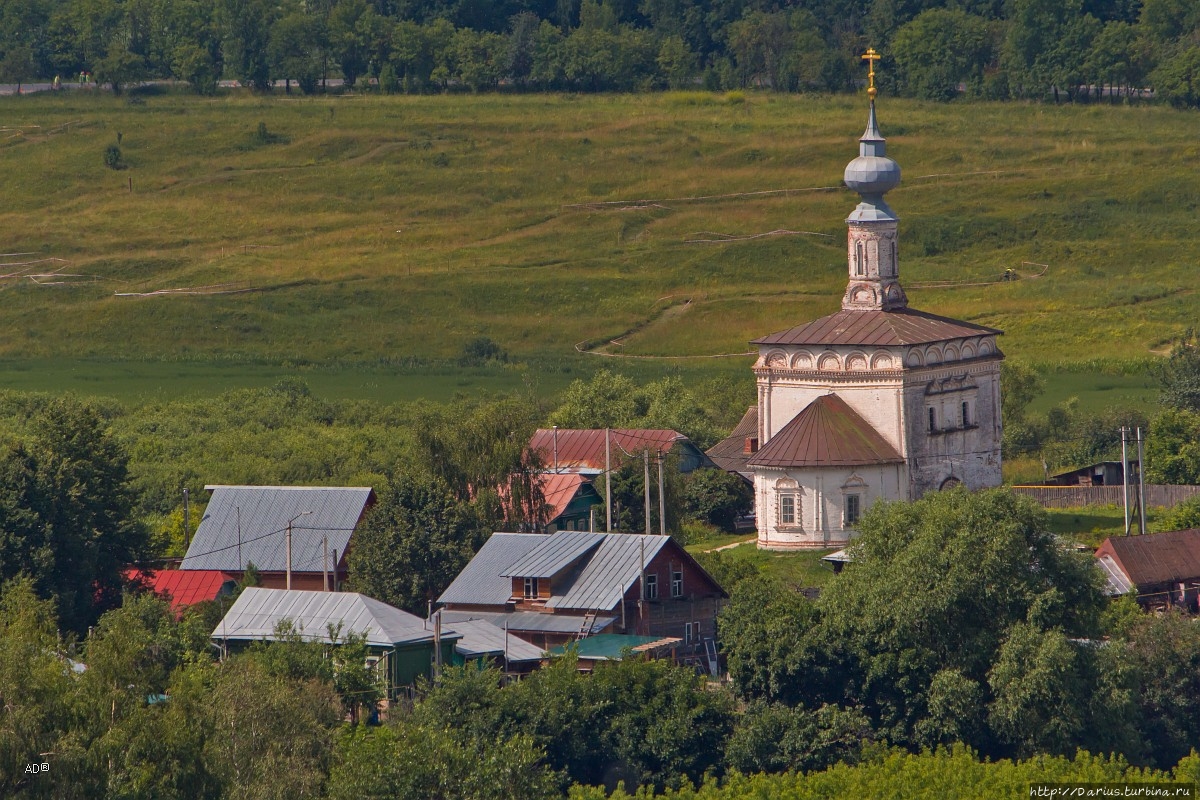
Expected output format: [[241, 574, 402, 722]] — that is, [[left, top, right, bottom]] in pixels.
[[181, 486, 375, 573], [502, 531, 606, 578], [438, 533, 548, 606], [530, 429, 713, 473], [439, 531, 726, 612], [444, 619, 546, 663], [129, 569, 236, 611], [748, 394, 904, 468], [706, 406, 759, 477], [753, 307, 1001, 348], [539, 472, 594, 521], [1098, 528, 1200, 589], [211, 587, 442, 648]]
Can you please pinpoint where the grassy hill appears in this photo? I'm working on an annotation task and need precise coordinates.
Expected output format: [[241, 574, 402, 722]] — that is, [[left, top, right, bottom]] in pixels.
[[0, 89, 1192, 402]]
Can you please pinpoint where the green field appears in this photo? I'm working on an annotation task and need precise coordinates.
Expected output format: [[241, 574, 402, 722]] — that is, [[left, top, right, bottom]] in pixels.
[[0, 90, 1194, 402]]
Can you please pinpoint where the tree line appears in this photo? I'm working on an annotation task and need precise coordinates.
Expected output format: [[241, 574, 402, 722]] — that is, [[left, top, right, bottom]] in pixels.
[[7, 0, 1200, 103]]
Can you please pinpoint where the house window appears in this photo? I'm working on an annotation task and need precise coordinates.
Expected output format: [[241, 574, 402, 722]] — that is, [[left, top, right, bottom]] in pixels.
[[671, 569, 684, 598], [684, 621, 696, 644], [644, 573, 658, 601], [928, 407, 937, 433], [962, 401, 971, 427], [845, 494, 861, 527], [780, 495, 796, 525], [523, 577, 538, 599]]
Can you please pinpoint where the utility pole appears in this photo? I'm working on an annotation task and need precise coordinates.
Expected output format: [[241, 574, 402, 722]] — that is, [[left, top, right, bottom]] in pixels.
[[605, 428, 612, 531], [1137, 427, 1147, 536], [183, 488, 190, 549], [1121, 427, 1130, 536], [323, 534, 329, 591], [643, 450, 652, 536], [286, 511, 312, 590], [657, 454, 666, 536]]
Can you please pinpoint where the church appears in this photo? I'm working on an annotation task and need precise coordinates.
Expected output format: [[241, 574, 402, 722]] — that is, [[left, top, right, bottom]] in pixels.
[[747, 56, 1004, 550]]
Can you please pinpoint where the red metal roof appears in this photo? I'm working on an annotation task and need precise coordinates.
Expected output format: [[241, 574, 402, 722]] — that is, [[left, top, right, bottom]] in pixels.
[[753, 307, 1001, 348], [530, 429, 684, 472], [747, 394, 904, 468], [539, 472, 588, 520], [1097, 529, 1200, 589], [706, 406, 759, 475], [128, 568, 237, 610]]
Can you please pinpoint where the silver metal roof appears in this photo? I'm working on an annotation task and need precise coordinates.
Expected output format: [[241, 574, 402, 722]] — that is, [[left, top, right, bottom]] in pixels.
[[444, 619, 546, 663], [500, 532, 605, 578], [439, 609, 616, 634], [438, 533, 547, 606], [211, 587, 444, 648], [181, 486, 374, 573], [1097, 554, 1134, 596], [547, 533, 669, 611]]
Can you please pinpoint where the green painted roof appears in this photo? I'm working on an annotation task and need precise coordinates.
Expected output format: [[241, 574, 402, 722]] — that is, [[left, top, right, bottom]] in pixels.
[[548, 634, 677, 661]]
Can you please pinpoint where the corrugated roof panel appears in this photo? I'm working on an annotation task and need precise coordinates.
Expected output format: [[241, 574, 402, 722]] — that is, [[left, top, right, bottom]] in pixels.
[[211, 587, 436, 647], [753, 307, 1001, 348], [501, 531, 606, 578], [1097, 555, 1134, 596], [1103, 528, 1200, 588], [181, 486, 374, 573], [439, 609, 616, 634], [531, 429, 686, 472], [748, 394, 904, 468], [445, 619, 546, 663], [549, 534, 669, 611], [437, 533, 547, 606]]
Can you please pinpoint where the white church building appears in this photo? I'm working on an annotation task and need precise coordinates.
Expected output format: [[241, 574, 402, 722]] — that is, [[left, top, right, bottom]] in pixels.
[[747, 85, 1004, 550]]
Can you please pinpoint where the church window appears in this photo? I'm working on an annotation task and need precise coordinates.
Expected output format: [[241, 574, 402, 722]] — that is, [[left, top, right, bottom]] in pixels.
[[855, 243, 864, 275], [845, 494, 861, 527], [962, 402, 971, 427], [928, 407, 937, 433], [779, 494, 797, 526]]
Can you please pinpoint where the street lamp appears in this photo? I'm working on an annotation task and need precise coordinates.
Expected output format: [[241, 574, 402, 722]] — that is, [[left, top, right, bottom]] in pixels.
[[286, 511, 313, 590]]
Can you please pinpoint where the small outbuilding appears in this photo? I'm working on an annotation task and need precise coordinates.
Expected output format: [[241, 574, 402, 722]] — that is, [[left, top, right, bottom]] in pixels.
[[1094, 528, 1200, 610]]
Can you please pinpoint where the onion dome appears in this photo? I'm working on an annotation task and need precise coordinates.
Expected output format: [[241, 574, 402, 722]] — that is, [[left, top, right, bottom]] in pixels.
[[844, 101, 900, 222]]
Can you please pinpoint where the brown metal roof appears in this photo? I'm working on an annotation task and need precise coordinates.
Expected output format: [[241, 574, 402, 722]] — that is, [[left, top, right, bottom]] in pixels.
[[1099, 528, 1200, 589], [706, 406, 758, 476], [530, 429, 684, 472], [747, 394, 904, 468], [752, 307, 1001, 348]]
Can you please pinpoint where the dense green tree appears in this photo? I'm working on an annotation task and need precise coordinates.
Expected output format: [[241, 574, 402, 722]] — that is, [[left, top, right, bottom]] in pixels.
[[347, 473, 487, 614], [892, 9, 994, 100], [1155, 330, 1200, 411], [1145, 409, 1200, 484], [682, 468, 751, 531], [724, 702, 874, 775], [1160, 494, 1200, 531], [269, 8, 326, 93], [220, 0, 277, 90]]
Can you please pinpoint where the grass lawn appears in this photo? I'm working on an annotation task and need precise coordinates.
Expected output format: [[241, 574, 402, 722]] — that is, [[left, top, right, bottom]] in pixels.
[[0, 90, 1193, 407]]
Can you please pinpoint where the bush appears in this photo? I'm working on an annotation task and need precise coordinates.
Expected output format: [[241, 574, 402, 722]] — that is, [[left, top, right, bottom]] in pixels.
[[103, 144, 123, 170]]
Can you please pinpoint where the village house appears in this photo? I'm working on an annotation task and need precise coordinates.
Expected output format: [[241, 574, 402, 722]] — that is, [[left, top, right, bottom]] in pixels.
[[126, 568, 238, 612], [1095, 528, 1200, 611], [179, 485, 375, 590], [437, 530, 725, 666], [529, 428, 716, 476]]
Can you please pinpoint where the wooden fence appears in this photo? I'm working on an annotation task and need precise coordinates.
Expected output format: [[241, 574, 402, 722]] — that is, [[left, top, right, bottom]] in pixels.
[[1011, 484, 1200, 509]]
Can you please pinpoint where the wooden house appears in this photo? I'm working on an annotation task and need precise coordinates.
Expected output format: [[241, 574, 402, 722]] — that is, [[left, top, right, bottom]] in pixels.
[[1095, 528, 1200, 610]]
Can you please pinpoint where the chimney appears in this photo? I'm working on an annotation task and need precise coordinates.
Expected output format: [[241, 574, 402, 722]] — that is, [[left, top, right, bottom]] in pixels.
[[743, 437, 759, 455]]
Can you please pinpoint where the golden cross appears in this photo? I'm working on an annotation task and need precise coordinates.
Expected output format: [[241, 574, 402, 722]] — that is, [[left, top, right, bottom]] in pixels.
[[862, 48, 881, 98]]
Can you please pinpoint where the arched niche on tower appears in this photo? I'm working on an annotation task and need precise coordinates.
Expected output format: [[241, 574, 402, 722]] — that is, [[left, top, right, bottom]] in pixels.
[[925, 346, 943, 365], [944, 344, 960, 362], [846, 352, 868, 371], [791, 351, 814, 370], [906, 350, 924, 368], [818, 353, 841, 372], [766, 350, 788, 369], [962, 342, 977, 359], [979, 340, 994, 356]]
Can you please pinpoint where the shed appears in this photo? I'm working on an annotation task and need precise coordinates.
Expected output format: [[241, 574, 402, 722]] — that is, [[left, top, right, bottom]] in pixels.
[[1094, 528, 1200, 610], [211, 587, 458, 693]]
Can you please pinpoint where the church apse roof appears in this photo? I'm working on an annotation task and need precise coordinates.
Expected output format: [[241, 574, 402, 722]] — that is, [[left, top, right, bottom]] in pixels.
[[747, 394, 904, 469], [753, 307, 1001, 349]]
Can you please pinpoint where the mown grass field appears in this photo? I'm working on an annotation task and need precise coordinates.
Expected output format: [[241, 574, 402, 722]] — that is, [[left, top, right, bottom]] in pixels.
[[0, 89, 1195, 402]]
